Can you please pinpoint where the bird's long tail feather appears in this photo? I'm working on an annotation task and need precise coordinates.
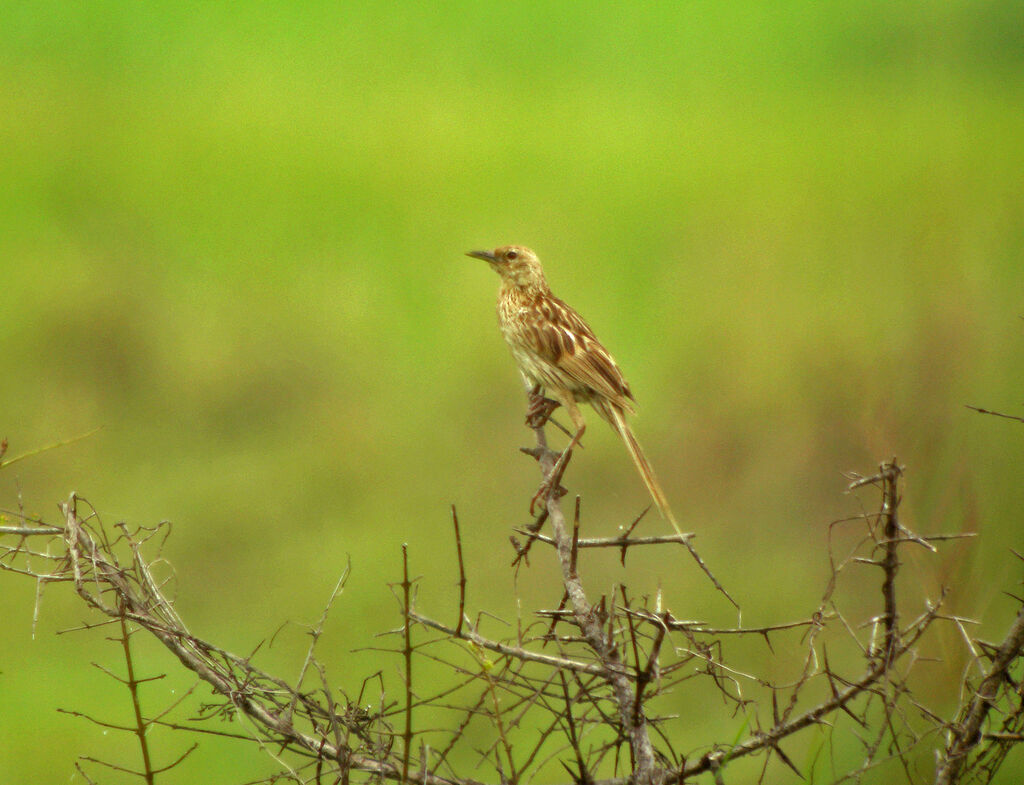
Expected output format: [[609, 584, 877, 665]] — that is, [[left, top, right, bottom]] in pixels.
[[607, 405, 682, 536]]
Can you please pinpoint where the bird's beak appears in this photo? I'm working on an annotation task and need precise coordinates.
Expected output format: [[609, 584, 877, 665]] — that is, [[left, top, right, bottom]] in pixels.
[[466, 249, 497, 262]]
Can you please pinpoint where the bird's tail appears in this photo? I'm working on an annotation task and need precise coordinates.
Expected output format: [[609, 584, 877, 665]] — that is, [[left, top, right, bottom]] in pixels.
[[606, 404, 682, 536]]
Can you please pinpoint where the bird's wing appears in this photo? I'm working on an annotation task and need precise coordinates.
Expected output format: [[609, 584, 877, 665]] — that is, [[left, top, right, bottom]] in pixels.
[[526, 295, 636, 411]]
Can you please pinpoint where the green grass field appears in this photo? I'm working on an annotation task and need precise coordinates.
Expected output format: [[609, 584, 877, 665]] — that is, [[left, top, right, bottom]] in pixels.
[[2, 2, 1023, 782]]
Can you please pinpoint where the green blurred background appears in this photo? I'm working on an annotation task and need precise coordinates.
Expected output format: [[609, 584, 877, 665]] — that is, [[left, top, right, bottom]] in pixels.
[[2, 1, 1023, 782]]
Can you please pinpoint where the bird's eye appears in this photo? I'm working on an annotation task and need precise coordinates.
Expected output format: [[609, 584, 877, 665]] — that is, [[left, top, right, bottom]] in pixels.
[[505, 249, 518, 260]]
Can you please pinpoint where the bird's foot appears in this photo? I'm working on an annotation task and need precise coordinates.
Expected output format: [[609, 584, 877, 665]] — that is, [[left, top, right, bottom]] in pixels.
[[525, 393, 561, 429], [528, 446, 575, 514], [530, 475, 568, 515]]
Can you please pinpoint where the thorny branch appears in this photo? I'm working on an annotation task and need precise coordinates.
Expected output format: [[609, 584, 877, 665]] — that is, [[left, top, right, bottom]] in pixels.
[[935, 604, 1024, 785], [529, 422, 664, 785], [2, 434, 1023, 785], [1, 494, 460, 785]]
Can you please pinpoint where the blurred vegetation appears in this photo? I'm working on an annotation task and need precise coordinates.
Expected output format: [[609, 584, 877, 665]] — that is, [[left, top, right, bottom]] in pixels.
[[1, 1, 1022, 781]]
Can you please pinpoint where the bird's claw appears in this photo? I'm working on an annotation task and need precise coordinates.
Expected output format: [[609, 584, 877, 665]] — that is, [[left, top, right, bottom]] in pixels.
[[525, 394, 561, 429], [530, 477, 567, 515]]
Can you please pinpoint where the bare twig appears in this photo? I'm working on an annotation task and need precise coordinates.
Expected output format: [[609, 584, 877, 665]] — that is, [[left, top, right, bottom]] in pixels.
[[402, 544, 415, 784], [513, 531, 693, 549], [452, 505, 467, 636], [531, 424, 664, 785], [117, 615, 156, 784], [877, 460, 902, 664], [0, 427, 102, 470], [965, 405, 1024, 424], [935, 604, 1024, 785], [409, 612, 605, 676]]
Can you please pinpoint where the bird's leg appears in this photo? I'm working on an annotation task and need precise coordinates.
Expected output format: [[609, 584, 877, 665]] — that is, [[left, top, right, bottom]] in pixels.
[[525, 385, 579, 442], [525, 385, 561, 428], [530, 398, 587, 515]]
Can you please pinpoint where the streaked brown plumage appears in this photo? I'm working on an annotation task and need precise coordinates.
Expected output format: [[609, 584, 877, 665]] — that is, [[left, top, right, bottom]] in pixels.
[[468, 244, 679, 531]]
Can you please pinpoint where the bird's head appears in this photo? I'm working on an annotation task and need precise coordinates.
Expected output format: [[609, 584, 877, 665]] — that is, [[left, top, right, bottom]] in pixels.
[[466, 245, 548, 291]]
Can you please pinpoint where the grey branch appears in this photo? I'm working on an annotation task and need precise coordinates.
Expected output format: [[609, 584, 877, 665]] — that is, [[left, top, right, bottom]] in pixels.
[[531, 425, 665, 785], [934, 604, 1024, 785]]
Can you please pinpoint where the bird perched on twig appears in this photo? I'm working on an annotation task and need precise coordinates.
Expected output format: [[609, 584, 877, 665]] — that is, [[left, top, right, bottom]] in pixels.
[[467, 245, 680, 533]]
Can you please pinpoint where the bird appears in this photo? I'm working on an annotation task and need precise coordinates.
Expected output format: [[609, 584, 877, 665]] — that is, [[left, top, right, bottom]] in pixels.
[[467, 244, 679, 532]]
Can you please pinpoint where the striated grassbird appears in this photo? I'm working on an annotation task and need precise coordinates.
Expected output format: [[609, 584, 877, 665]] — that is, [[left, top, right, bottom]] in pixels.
[[468, 245, 679, 532]]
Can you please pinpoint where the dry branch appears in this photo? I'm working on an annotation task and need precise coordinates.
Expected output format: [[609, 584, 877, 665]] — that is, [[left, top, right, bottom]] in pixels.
[[2, 432, 1022, 785], [935, 605, 1024, 785]]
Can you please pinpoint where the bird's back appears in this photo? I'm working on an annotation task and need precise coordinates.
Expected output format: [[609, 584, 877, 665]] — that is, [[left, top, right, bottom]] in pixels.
[[497, 284, 635, 419]]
